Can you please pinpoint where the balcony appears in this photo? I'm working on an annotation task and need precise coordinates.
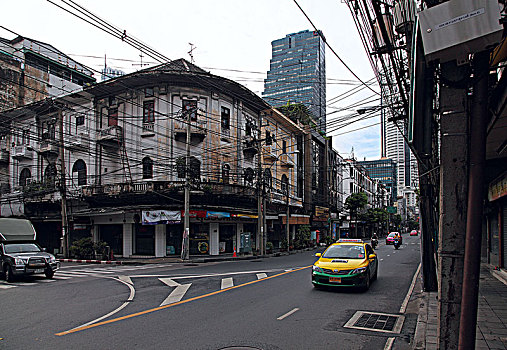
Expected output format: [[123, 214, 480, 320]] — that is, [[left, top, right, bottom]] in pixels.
[[220, 128, 231, 142], [262, 145, 278, 160], [141, 123, 155, 137], [97, 125, 123, 147], [39, 140, 60, 155], [0, 149, 9, 164], [242, 136, 258, 157], [67, 133, 90, 151], [279, 154, 295, 168], [174, 120, 207, 142], [11, 145, 33, 160]]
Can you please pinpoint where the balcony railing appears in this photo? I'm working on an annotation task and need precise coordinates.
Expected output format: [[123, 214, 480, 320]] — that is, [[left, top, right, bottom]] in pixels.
[[39, 140, 60, 155], [174, 120, 207, 141], [97, 125, 123, 146], [67, 133, 90, 151], [262, 145, 278, 160], [279, 154, 295, 168], [11, 145, 33, 160]]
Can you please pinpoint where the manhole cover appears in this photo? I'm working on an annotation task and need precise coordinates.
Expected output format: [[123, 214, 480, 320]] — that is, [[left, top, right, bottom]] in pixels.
[[344, 311, 405, 334]]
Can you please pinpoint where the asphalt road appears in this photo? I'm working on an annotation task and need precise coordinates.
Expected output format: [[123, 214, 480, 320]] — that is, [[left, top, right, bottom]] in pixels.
[[0, 234, 421, 349]]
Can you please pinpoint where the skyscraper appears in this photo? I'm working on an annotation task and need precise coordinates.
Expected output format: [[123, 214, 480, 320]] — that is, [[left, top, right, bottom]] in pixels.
[[263, 30, 326, 133]]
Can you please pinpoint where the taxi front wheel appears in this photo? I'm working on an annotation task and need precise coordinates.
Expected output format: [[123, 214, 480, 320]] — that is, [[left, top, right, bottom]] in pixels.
[[362, 271, 371, 291]]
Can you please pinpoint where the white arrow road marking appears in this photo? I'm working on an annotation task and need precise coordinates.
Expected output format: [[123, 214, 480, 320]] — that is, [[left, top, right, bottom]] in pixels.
[[159, 278, 180, 287], [118, 275, 133, 285], [221, 277, 234, 289], [277, 308, 299, 320], [256, 273, 267, 279], [159, 278, 191, 306]]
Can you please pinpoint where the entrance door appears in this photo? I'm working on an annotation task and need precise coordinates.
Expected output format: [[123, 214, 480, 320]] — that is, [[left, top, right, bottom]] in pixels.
[[100, 224, 123, 256], [219, 224, 236, 254], [135, 224, 155, 256]]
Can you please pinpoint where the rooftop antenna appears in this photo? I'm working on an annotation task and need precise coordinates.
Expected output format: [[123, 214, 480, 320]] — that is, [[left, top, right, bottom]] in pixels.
[[132, 50, 150, 68], [188, 43, 196, 64]]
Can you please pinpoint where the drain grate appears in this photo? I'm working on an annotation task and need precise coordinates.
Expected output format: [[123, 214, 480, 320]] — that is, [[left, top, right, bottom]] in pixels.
[[344, 311, 405, 334]]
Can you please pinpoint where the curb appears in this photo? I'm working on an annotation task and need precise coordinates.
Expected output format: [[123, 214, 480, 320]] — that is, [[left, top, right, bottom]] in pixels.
[[58, 259, 122, 265]]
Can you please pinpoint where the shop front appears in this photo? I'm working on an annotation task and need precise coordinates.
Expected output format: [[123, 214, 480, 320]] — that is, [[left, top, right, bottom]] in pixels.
[[99, 224, 123, 256], [487, 173, 507, 268]]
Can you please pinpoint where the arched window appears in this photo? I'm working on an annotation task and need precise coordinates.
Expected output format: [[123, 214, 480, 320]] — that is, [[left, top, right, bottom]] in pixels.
[[222, 164, 230, 184], [189, 157, 201, 181], [143, 157, 153, 179], [19, 168, 31, 187], [281, 174, 289, 194], [44, 163, 57, 185], [244, 167, 254, 185], [72, 159, 87, 186]]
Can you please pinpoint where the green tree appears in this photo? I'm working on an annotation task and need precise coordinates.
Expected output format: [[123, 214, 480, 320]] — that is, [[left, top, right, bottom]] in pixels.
[[345, 192, 368, 237]]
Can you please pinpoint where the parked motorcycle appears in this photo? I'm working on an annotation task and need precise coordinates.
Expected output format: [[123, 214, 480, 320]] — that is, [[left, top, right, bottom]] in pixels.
[[371, 238, 378, 249], [393, 238, 401, 250]]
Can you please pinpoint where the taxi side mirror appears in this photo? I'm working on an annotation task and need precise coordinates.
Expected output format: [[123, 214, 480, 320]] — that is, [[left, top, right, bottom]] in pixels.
[[368, 254, 376, 259], [315, 252, 322, 257]]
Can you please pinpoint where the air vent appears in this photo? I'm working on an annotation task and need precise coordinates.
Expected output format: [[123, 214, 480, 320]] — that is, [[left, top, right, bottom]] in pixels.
[[344, 311, 405, 334]]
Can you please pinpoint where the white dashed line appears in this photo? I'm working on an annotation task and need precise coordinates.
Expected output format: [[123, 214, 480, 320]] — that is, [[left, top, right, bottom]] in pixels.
[[277, 308, 299, 320]]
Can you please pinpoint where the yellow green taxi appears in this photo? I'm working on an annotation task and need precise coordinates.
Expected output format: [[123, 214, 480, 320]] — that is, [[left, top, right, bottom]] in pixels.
[[312, 239, 378, 290]]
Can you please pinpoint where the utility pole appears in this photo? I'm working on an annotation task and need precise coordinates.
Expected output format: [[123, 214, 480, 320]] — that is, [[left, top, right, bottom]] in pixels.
[[257, 134, 264, 256], [181, 107, 192, 261], [58, 109, 69, 258], [286, 185, 290, 253]]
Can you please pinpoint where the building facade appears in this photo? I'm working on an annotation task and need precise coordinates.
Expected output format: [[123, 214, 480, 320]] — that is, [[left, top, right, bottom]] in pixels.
[[0, 59, 309, 257], [357, 157, 397, 205], [262, 30, 326, 133]]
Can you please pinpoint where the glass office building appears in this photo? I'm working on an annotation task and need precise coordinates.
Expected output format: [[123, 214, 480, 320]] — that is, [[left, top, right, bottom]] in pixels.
[[263, 30, 326, 133], [357, 158, 398, 205]]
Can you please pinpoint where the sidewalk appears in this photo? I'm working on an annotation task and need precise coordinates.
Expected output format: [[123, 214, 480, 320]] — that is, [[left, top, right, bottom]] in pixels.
[[411, 265, 507, 349], [59, 247, 315, 265]]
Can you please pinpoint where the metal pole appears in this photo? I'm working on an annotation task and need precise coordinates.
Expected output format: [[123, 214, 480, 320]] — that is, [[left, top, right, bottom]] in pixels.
[[182, 108, 192, 261], [257, 122, 264, 255], [458, 50, 489, 350], [286, 188, 290, 253], [58, 109, 69, 258]]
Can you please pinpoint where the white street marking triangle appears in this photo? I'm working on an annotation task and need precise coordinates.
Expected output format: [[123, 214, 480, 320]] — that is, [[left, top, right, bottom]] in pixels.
[[158, 278, 179, 287], [221, 277, 234, 289], [160, 283, 191, 306], [256, 273, 268, 279]]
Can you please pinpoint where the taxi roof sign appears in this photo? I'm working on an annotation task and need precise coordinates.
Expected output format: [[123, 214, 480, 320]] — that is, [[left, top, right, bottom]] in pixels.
[[337, 239, 363, 243]]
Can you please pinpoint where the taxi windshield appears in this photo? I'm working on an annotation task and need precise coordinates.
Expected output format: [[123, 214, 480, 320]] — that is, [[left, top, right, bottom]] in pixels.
[[322, 245, 365, 259]]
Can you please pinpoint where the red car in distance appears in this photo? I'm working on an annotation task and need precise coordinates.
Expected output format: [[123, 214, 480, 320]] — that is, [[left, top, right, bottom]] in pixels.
[[410, 230, 418, 236], [386, 232, 402, 245]]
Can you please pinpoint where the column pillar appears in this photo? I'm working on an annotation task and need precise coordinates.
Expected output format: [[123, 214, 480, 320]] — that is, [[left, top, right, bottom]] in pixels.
[[155, 224, 166, 257], [123, 223, 133, 257]]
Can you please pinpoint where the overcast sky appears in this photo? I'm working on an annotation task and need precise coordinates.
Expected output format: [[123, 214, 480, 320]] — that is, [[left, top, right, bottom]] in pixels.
[[1, 0, 381, 160]]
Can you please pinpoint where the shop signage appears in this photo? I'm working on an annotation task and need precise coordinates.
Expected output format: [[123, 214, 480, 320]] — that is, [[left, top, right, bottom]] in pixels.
[[231, 213, 258, 219], [206, 211, 230, 219], [142, 210, 181, 225], [488, 173, 507, 202], [315, 206, 329, 217], [387, 206, 397, 214], [181, 210, 207, 218]]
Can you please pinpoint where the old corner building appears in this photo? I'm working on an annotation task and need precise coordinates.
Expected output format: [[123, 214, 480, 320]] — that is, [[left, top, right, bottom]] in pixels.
[[0, 58, 321, 257]]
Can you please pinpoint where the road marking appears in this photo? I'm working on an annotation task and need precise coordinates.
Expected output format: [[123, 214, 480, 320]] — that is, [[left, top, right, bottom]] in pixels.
[[221, 277, 234, 290], [130, 269, 278, 279], [160, 283, 192, 306], [0, 284, 17, 289], [56, 265, 311, 336], [277, 308, 299, 320], [38, 279, 57, 283], [384, 337, 395, 350], [387, 255, 390, 257], [159, 278, 179, 287], [256, 273, 267, 279], [380, 259, 384, 261], [53, 275, 72, 280], [384, 263, 421, 350], [68, 275, 136, 331], [399, 263, 421, 313], [118, 275, 133, 285]]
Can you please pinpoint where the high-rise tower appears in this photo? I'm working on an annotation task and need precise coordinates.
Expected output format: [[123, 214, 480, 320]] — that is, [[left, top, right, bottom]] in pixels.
[[263, 30, 326, 133]]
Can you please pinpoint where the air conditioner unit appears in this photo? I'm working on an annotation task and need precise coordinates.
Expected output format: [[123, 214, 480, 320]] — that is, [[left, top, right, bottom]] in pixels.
[[419, 0, 503, 63]]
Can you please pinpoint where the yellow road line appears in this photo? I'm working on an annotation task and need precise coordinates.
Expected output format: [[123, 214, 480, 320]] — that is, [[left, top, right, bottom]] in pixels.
[[55, 265, 311, 336]]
